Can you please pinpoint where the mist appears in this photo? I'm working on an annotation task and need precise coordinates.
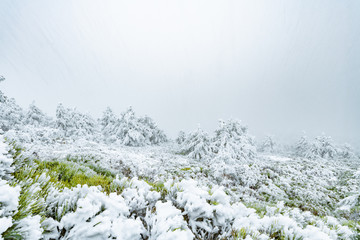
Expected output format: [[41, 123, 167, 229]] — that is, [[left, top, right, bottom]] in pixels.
[[0, 0, 359, 145]]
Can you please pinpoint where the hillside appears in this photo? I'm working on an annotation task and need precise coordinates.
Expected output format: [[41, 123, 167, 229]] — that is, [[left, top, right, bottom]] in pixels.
[[0, 89, 359, 239]]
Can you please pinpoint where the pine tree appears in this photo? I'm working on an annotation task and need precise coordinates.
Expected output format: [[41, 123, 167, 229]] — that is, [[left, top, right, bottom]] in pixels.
[[211, 119, 256, 161], [310, 135, 337, 159], [116, 107, 147, 146], [0, 77, 24, 131], [258, 135, 276, 153], [176, 131, 186, 144], [295, 134, 338, 159], [55, 104, 96, 138], [0, 98, 24, 132], [25, 103, 51, 127], [0, 76, 5, 103], [338, 143, 355, 159], [101, 107, 167, 146], [294, 135, 310, 158], [180, 127, 212, 160], [99, 107, 118, 143]]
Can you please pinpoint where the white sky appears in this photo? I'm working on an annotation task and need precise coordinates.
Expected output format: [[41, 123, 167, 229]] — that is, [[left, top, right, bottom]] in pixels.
[[0, 0, 359, 144]]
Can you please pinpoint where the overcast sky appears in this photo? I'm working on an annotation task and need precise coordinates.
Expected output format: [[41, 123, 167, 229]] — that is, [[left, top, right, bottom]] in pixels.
[[0, 0, 359, 144]]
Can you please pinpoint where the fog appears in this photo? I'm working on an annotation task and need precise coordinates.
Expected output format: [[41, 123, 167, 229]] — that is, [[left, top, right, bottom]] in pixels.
[[0, 0, 359, 145]]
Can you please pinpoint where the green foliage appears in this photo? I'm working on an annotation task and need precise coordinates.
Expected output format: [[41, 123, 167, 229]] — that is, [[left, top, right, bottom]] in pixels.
[[34, 159, 114, 194]]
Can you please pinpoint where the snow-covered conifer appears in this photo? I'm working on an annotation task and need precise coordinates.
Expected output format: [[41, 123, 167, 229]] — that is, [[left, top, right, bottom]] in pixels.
[[294, 135, 310, 158], [55, 103, 96, 138], [295, 134, 338, 159], [138, 115, 167, 145], [258, 135, 277, 153], [176, 131, 186, 144], [180, 127, 212, 159], [116, 107, 148, 146], [310, 135, 337, 159], [100, 107, 117, 130], [211, 119, 256, 161], [0, 97, 24, 132], [25, 103, 51, 127], [99, 107, 118, 143], [0, 76, 6, 103], [102, 107, 167, 146]]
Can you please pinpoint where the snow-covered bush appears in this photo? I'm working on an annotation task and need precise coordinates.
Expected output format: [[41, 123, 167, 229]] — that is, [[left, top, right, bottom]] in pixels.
[[0, 137, 13, 181], [211, 119, 256, 161], [0, 134, 21, 239], [44, 185, 145, 240], [119, 177, 161, 220], [167, 179, 235, 238], [336, 193, 360, 221], [180, 127, 212, 159], [145, 201, 194, 240], [56, 103, 97, 139], [3, 126, 62, 145], [0, 180, 21, 238], [100, 107, 167, 146]]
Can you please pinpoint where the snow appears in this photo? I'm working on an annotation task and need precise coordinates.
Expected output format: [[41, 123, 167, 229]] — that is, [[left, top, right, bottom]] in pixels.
[[0, 135, 21, 238], [146, 201, 194, 240], [0, 91, 359, 239], [266, 155, 292, 162]]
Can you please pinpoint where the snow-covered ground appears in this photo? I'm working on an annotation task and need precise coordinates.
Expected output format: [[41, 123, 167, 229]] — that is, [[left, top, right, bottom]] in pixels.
[[1, 134, 359, 239], [1, 90, 359, 239]]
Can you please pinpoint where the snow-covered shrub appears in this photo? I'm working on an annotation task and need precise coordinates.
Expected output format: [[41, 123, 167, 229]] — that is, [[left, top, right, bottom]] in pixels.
[[0, 180, 20, 238], [0, 136, 20, 237], [24, 103, 51, 127], [336, 194, 360, 221], [0, 137, 14, 181], [211, 119, 256, 161], [145, 201, 194, 240], [100, 107, 167, 146], [45, 185, 145, 240], [176, 131, 186, 144], [3, 126, 62, 145], [56, 103, 97, 139], [120, 177, 161, 219], [9, 216, 42, 240], [165, 179, 238, 239], [0, 135, 21, 239], [180, 127, 212, 159]]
